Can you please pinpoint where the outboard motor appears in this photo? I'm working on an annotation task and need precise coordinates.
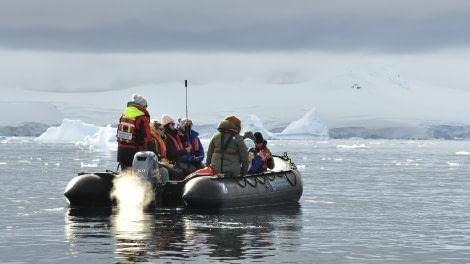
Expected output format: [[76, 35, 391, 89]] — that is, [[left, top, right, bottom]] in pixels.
[[132, 151, 160, 186]]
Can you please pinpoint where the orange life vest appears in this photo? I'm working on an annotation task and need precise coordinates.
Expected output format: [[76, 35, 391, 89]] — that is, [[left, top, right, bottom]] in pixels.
[[166, 134, 184, 151], [117, 116, 137, 145], [178, 131, 200, 151], [151, 130, 167, 157], [261, 148, 270, 171]]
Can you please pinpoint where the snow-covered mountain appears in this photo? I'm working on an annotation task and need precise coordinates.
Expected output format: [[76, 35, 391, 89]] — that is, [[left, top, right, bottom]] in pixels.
[[1, 63, 470, 140]]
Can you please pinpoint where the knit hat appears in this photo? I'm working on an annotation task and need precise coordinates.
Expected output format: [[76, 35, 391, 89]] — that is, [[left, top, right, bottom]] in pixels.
[[243, 131, 255, 141], [161, 114, 174, 126], [254, 132, 264, 144], [178, 117, 191, 128], [224, 115, 241, 128], [132, 94, 148, 107]]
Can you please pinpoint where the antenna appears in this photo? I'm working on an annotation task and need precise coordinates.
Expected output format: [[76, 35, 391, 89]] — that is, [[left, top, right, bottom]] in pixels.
[[185, 80, 188, 119]]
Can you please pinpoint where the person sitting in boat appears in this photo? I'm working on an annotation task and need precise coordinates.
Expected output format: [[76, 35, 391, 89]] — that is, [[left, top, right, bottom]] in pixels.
[[161, 114, 194, 179], [116, 94, 157, 172], [244, 137, 264, 174], [206, 115, 249, 177], [150, 119, 181, 184], [177, 117, 205, 170], [253, 132, 275, 171]]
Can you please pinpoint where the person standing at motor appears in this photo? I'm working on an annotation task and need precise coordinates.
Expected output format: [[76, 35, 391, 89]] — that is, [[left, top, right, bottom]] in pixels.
[[206, 115, 249, 177], [116, 94, 157, 172], [177, 117, 205, 170]]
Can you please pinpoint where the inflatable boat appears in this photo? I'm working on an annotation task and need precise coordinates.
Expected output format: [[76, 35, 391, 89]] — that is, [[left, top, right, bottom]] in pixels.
[[64, 152, 303, 210]]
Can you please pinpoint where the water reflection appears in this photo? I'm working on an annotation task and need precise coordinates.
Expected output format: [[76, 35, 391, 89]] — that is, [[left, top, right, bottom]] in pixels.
[[64, 207, 114, 256], [64, 205, 302, 263], [111, 206, 155, 262], [65, 207, 112, 239], [183, 209, 281, 260]]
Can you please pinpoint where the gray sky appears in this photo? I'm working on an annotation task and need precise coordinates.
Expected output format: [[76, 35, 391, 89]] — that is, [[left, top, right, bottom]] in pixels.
[[1, 0, 470, 93], [1, 0, 470, 53]]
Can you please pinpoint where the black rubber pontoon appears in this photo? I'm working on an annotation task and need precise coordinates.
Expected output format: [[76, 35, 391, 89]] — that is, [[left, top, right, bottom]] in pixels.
[[64, 152, 303, 210]]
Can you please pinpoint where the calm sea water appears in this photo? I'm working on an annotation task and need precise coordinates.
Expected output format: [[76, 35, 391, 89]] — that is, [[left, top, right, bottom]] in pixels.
[[1, 138, 469, 263]]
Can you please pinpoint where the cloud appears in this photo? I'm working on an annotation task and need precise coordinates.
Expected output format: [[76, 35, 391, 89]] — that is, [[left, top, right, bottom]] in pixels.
[[1, 0, 470, 53], [1, 1, 470, 94]]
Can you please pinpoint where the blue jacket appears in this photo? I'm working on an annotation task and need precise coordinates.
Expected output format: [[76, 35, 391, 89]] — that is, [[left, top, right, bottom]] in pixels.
[[178, 127, 205, 163], [247, 155, 264, 174]]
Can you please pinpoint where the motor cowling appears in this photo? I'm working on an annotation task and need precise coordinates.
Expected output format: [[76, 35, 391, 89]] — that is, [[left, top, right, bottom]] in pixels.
[[132, 151, 160, 184]]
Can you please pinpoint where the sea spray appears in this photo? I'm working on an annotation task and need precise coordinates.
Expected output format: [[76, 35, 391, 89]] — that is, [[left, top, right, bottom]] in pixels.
[[110, 171, 155, 210]]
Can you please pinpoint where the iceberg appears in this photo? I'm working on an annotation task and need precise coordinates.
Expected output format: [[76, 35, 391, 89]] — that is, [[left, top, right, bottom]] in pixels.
[[242, 114, 275, 139], [36, 119, 100, 143], [426, 124, 470, 140], [276, 108, 329, 140]]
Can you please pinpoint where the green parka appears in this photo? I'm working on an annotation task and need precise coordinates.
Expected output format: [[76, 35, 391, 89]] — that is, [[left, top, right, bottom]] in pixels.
[[206, 120, 249, 177]]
